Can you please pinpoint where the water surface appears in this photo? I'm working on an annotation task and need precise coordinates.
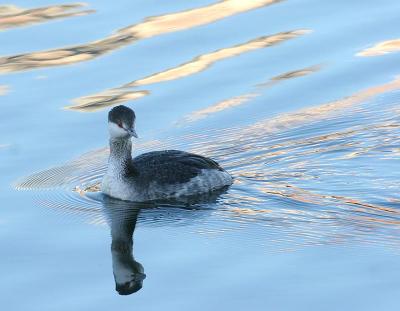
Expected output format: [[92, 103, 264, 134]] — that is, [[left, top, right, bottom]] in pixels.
[[1, 1, 400, 310]]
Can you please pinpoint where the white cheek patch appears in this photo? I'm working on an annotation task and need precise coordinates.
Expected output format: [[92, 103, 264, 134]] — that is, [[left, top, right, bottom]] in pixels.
[[109, 122, 128, 138]]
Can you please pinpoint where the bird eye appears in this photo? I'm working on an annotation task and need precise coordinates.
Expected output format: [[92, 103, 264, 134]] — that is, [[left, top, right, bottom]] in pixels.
[[117, 121, 123, 128]]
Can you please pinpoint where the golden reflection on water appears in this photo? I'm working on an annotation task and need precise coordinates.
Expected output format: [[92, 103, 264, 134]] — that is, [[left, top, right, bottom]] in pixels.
[[124, 30, 309, 87], [120, 0, 282, 39], [179, 64, 320, 124], [357, 38, 400, 56], [67, 30, 309, 112], [0, 3, 94, 31], [180, 73, 400, 135], [182, 93, 259, 124], [252, 182, 400, 223], [65, 89, 149, 112], [238, 76, 400, 138], [0, 0, 282, 74]]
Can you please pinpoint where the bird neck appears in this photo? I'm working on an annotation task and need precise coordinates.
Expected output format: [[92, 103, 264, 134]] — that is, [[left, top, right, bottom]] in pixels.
[[108, 137, 133, 173]]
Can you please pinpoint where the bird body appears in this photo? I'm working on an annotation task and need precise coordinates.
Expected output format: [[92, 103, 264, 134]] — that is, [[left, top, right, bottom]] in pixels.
[[101, 105, 233, 202]]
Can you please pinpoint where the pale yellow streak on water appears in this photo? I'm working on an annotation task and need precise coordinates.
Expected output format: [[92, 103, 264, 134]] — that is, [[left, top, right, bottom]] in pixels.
[[182, 93, 260, 123], [0, 0, 282, 73], [125, 30, 309, 87], [228, 207, 272, 215], [242, 76, 400, 137], [65, 90, 149, 112], [251, 182, 400, 224], [357, 39, 400, 56], [0, 3, 94, 31], [185, 77, 400, 165], [338, 124, 400, 160], [68, 30, 309, 111], [119, 0, 282, 39], [179, 64, 319, 124]]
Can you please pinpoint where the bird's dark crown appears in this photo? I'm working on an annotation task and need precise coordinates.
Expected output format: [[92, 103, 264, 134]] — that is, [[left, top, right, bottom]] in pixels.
[[108, 105, 135, 127]]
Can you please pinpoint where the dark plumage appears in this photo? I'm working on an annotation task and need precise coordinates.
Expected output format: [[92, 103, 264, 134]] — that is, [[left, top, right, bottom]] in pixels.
[[130, 150, 224, 186]]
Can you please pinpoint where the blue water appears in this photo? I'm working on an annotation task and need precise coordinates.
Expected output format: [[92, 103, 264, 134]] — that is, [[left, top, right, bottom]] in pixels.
[[1, 1, 400, 310]]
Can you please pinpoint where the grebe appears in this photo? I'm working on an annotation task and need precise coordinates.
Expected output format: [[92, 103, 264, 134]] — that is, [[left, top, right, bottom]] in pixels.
[[101, 105, 233, 201]]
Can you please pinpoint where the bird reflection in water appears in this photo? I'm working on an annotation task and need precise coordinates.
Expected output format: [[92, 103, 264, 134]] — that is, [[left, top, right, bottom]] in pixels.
[[100, 188, 229, 295], [102, 196, 146, 295]]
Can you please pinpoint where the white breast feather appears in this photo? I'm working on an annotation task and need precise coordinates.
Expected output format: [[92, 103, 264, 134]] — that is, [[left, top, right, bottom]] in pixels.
[[102, 168, 233, 202]]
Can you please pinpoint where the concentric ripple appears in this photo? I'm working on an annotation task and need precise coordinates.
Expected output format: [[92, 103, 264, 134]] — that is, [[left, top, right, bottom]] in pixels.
[[15, 84, 400, 250]]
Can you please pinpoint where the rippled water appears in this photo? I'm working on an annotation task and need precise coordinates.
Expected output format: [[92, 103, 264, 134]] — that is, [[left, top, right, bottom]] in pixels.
[[1, 1, 400, 310]]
